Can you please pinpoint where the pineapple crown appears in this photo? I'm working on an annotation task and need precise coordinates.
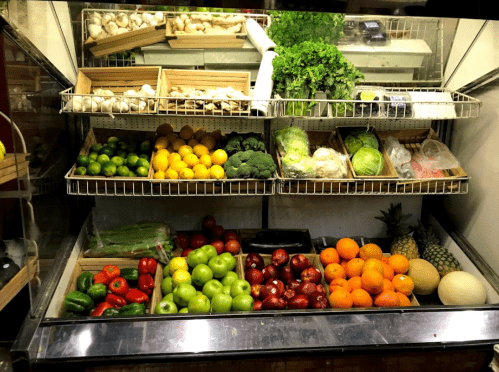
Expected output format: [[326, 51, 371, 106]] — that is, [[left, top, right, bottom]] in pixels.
[[375, 203, 414, 238], [413, 219, 441, 251]]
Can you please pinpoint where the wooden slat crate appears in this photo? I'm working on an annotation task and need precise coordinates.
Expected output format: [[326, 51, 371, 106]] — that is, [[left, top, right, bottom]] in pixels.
[[0, 153, 29, 185], [0, 257, 37, 311]]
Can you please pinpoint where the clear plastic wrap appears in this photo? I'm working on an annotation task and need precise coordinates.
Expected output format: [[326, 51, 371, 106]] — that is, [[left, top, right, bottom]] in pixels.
[[411, 153, 445, 178], [421, 139, 460, 169], [274, 127, 310, 157], [312, 148, 349, 178], [358, 20, 390, 46], [281, 153, 316, 178], [384, 92, 412, 118], [384, 136, 415, 179], [353, 86, 385, 117]]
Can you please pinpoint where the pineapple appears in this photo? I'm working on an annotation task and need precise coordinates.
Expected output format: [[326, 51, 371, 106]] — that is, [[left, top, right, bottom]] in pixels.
[[375, 203, 420, 260], [414, 220, 462, 278]]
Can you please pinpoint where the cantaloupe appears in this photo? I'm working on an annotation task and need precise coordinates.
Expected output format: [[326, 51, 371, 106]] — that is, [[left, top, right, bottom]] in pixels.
[[438, 271, 487, 305], [407, 259, 440, 295]]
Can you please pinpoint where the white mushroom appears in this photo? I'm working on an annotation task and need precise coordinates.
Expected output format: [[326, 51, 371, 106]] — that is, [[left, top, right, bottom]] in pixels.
[[104, 21, 119, 35], [95, 30, 108, 40], [117, 28, 128, 35], [101, 13, 115, 27], [141, 12, 154, 25], [116, 13, 129, 28], [88, 24, 103, 39], [130, 13, 143, 26], [154, 11, 164, 23], [88, 12, 102, 26]]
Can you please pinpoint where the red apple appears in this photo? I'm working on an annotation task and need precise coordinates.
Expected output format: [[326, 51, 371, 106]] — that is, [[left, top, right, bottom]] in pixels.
[[301, 267, 322, 284], [282, 288, 296, 302], [296, 282, 317, 297], [315, 284, 326, 297], [190, 234, 208, 249], [181, 248, 193, 257], [202, 216, 216, 235], [211, 225, 225, 239], [254, 300, 263, 311], [210, 239, 225, 255], [245, 268, 264, 285], [266, 279, 285, 297], [308, 291, 328, 309], [176, 233, 190, 249], [272, 249, 289, 267], [223, 231, 238, 243], [262, 295, 286, 310], [279, 266, 295, 284], [260, 283, 279, 300], [224, 240, 240, 255], [288, 280, 302, 291], [287, 295, 310, 309], [250, 284, 262, 300], [245, 252, 265, 271], [290, 254, 312, 273], [262, 264, 279, 281]]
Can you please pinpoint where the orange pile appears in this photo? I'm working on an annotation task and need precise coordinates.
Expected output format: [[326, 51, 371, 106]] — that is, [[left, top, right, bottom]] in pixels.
[[324, 239, 414, 309]]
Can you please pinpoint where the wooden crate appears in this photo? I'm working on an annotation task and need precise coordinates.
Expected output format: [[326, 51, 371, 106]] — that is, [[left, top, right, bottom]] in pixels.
[[336, 127, 399, 179], [0, 153, 29, 185], [0, 257, 37, 312], [165, 19, 247, 49], [57, 258, 162, 317], [84, 11, 167, 57], [6, 65, 41, 92], [159, 69, 251, 114], [74, 67, 161, 113], [238, 229, 316, 254]]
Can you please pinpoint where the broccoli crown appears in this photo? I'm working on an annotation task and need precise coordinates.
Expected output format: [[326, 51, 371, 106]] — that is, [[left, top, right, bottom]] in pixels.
[[224, 151, 255, 179], [246, 152, 277, 179], [224, 136, 243, 156], [242, 135, 265, 152]]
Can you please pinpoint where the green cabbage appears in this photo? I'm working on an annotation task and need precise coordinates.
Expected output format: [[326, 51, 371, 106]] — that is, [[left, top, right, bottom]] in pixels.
[[352, 148, 384, 176], [344, 135, 363, 156], [344, 130, 379, 156], [282, 153, 315, 178]]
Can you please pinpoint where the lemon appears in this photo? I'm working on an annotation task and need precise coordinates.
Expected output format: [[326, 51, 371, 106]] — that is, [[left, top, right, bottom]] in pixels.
[[211, 149, 227, 166], [170, 160, 188, 173], [172, 269, 192, 287], [209, 165, 225, 180], [152, 152, 169, 172], [193, 144, 209, 157], [0, 140, 6, 155], [192, 164, 207, 173], [157, 148, 170, 157], [165, 168, 179, 179], [154, 170, 166, 179], [194, 167, 210, 180], [178, 145, 193, 159], [170, 257, 189, 275], [183, 153, 199, 168], [199, 154, 212, 168], [169, 152, 182, 164], [179, 168, 194, 179]]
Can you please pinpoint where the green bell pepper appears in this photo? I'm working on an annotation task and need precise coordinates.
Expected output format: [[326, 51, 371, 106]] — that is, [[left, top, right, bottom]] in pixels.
[[87, 283, 108, 300], [118, 303, 146, 315], [120, 268, 139, 282], [76, 272, 94, 293], [63, 311, 79, 318], [64, 291, 94, 312], [102, 308, 120, 316]]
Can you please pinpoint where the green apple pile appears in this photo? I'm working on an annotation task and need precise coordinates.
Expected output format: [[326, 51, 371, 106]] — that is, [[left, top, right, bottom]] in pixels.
[[156, 244, 253, 314]]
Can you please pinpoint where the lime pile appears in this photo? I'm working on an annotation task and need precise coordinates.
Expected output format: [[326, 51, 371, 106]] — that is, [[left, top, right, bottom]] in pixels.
[[75, 136, 151, 178]]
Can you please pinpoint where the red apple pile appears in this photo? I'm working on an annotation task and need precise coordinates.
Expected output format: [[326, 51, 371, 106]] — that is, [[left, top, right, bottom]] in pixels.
[[175, 216, 240, 257], [245, 250, 328, 311]]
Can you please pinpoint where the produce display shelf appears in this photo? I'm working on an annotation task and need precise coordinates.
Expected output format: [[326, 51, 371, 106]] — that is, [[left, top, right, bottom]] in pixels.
[[0, 257, 37, 312]]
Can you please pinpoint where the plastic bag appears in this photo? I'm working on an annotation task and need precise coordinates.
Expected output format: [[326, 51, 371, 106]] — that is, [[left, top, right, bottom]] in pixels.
[[312, 148, 349, 178], [411, 153, 445, 179], [421, 139, 460, 169], [274, 127, 310, 157], [384, 136, 415, 179], [282, 153, 316, 178]]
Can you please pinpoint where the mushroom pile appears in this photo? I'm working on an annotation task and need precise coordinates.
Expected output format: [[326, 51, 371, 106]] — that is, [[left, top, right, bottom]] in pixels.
[[86, 11, 165, 42], [170, 13, 246, 35], [63, 84, 156, 113], [165, 86, 250, 113]]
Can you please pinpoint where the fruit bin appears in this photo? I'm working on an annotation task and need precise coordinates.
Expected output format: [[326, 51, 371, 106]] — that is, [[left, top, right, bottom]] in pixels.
[[0, 257, 37, 312], [0, 153, 30, 185], [238, 229, 316, 254]]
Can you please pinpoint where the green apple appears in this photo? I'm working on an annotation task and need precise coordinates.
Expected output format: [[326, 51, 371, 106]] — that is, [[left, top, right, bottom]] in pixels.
[[173, 283, 197, 307], [179, 307, 189, 314], [187, 249, 209, 268], [219, 252, 237, 271], [231, 294, 254, 311], [200, 245, 218, 260], [196, 291, 203, 296], [187, 294, 211, 313], [161, 277, 174, 296], [163, 264, 171, 278], [221, 271, 239, 287], [208, 256, 229, 279], [202, 279, 224, 300], [211, 293, 232, 313], [191, 264, 213, 287], [230, 279, 251, 298], [163, 293, 174, 302], [222, 285, 231, 296], [155, 299, 178, 314]]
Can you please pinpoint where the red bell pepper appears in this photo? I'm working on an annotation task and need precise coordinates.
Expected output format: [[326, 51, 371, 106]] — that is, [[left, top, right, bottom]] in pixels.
[[138, 274, 155, 296], [91, 302, 114, 316], [105, 293, 127, 308], [109, 277, 129, 296], [125, 288, 149, 304], [103, 265, 121, 282], [93, 271, 111, 285], [138, 258, 157, 276]]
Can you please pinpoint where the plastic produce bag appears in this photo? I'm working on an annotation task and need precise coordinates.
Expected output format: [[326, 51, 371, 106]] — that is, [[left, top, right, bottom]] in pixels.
[[281, 153, 316, 178], [411, 153, 445, 178], [384, 136, 415, 179], [312, 148, 348, 178], [421, 139, 460, 169], [274, 127, 310, 157]]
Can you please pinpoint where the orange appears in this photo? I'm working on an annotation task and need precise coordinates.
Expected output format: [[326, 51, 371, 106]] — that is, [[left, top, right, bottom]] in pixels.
[[320, 248, 340, 267], [381, 262, 394, 281], [336, 238, 360, 260], [329, 278, 351, 293], [388, 254, 410, 275], [361, 258, 384, 276], [396, 292, 412, 306], [340, 259, 349, 271], [324, 263, 346, 283], [374, 290, 401, 307], [392, 274, 414, 296], [381, 256, 389, 264], [345, 258, 365, 278], [211, 149, 228, 166], [328, 289, 353, 309], [351, 288, 373, 308], [348, 276, 362, 291], [359, 244, 384, 261], [361, 269, 384, 295], [382, 278, 396, 292]]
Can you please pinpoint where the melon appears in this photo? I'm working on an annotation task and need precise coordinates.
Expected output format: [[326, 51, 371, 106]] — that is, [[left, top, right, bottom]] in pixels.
[[407, 259, 440, 295], [438, 271, 487, 305]]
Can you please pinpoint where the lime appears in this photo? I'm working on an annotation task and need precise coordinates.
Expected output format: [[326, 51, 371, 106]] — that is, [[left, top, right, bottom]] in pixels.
[[107, 136, 120, 144], [99, 146, 114, 157], [128, 152, 138, 158], [75, 166, 87, 175], [111, 156, 124, 167], [136, 166, 149, 177], [139, 154, 150, 161], [129, 171, 136, 177], [107, 143, 117, 152], [127, 142, 137, 153], [102, 161, 117, 177], [118, 141, 128, 150], [117, 165, 130, 177], [76, 155, 90, 167], [97, 154, 110, 165], [140, 141, 151, 153], [91, 143, 103, 153], [89, 152, 99, 161], [127, 155, 139, 168], [136, 158, 150, 169], [116, 150, 127, 159], [87, 162, 102, 176]]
